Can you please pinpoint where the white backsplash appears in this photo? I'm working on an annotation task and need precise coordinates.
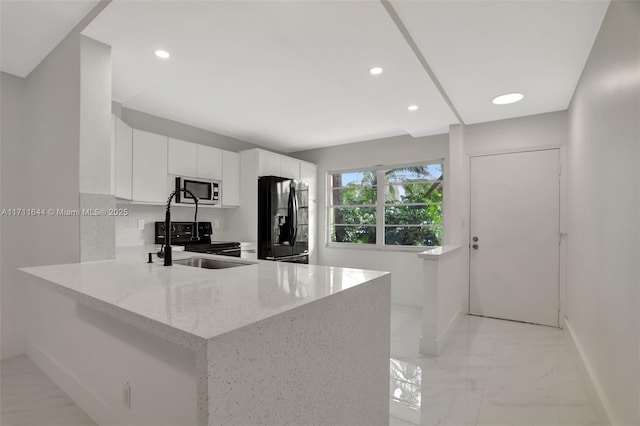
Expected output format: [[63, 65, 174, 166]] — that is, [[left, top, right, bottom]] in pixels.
[[116, 202, 229, 247]]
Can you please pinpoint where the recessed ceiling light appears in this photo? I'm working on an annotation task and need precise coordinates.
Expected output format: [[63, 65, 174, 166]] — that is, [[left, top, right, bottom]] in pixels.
[[492, 93, 524, 105], [154, 49, 171, 59], [369, 67, 383, 75], [408, 105, 418, 111]]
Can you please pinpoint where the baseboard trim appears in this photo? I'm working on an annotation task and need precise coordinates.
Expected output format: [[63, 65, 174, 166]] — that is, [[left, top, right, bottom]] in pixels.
[[25, 339, 129, 426], [420, 307, 463, 356], [563, 317, 616, 426]]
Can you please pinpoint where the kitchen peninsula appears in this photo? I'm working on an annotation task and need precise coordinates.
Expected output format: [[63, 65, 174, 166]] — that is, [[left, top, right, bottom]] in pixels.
[[20, 251, 391, 426]]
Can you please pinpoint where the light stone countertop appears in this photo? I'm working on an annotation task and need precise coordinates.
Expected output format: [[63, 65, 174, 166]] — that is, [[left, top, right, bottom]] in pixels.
[[20, 247, 389, 346], [417, 245, 462, 260]]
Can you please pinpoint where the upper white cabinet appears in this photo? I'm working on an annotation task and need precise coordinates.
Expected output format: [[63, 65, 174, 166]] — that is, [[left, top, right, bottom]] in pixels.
[[257, 150, 300, 179], [113, 116, 133, 200], [114, 120, 239, 207], [168, 138, 197, 177], [197, 145, 223, 181], [258, 150, 281, 177], [167, 139, 223, 181], [132, 129, 168, 203], [281, 156, 300, 180], [221, 151, 240, 207]]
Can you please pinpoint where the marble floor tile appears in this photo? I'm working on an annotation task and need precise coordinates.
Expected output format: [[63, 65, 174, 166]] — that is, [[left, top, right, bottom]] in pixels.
[[389, 305, 603, 426], [1, 355, 96, 426], [2, 306, 602, 426]]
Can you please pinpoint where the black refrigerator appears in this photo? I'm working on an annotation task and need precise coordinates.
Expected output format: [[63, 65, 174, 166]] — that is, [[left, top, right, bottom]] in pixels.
[[258, 176, 309, 263]]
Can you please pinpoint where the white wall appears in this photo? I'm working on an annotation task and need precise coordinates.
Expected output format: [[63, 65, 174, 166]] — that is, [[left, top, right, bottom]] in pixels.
[[79, 36, 112, 195], [464, 110, 568, 156], [0, 3, 112, 358], [566, 1, 639, 424], [79, 35, 116, 262], [0, 72, 26, 359], [293, 133, 449, 307], [0, 33, 83, 359]]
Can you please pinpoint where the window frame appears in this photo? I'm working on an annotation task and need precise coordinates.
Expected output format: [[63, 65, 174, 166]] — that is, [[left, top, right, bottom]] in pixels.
[[326, 159, 445, 251]]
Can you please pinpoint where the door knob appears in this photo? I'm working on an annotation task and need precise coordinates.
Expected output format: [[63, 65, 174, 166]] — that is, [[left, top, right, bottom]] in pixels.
[[472, 236, 479, 242], [472, 244, 479, 250]]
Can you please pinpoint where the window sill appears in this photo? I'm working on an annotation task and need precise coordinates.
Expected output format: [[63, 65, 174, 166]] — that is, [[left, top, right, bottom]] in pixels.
[[325, 243, 438, 253]]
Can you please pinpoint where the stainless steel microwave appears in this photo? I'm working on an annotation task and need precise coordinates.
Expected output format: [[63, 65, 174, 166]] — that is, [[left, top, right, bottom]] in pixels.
[[175, 177, 220, 205]]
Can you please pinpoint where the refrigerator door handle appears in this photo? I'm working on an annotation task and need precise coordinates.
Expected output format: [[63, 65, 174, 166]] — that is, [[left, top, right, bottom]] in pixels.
[[291, 185, 298, 245], [287, 187, 294, 246]]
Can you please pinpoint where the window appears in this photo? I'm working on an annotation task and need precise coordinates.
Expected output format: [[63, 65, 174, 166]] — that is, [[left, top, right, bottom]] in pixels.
[[328, 161, 443, 247], [329, 170, 378, 244]]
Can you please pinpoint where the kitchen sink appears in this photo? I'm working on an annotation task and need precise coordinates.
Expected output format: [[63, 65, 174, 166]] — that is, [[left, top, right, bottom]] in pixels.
[[173, 257, 250, 269]]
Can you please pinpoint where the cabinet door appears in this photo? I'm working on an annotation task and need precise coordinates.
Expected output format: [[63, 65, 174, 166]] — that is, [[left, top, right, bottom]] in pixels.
[[114, 116, 133, 200], [280, 156, 300, 180], [197, 145, 223, 180], [132, 130, 168, 203], [221, 151, 240, 207], [258, 150, 281, 177], [168, 138, 197, 177]]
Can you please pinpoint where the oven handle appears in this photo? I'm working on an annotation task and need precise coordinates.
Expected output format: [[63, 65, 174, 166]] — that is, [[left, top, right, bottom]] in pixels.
[[266, 253, 308, 262]]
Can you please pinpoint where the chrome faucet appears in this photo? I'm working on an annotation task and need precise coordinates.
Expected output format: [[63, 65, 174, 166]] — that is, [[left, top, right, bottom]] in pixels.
[[164, 188, 199, 266]]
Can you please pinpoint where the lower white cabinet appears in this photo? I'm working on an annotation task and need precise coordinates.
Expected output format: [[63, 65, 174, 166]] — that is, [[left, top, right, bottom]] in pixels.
[[132, 129, 168, 203], [222, 151, 240, 206]]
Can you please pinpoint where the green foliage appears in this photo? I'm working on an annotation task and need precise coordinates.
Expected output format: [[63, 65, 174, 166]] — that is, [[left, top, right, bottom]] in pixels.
[[330, 165, 443, 246]]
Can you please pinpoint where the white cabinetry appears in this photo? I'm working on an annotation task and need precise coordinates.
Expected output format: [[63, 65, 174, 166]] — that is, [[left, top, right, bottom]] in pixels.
[[114, 122, 239, 207], [113, 116, 132, 200], [281, 156, 301, 180], [257, 150, 300, 179], [257, 150, 281, 177], [132, 130, 168, 203], [197, 145, 223, 180], [167, 140, 223, 181], [167, 138, 197, 177], [222, 151, 240, 207]]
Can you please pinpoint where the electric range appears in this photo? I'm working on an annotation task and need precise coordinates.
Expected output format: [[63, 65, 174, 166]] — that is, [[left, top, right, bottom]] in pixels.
[[154, 221, 241, 257]]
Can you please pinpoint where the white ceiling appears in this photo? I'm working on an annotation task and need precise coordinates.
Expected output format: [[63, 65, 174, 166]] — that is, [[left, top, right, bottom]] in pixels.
[[82, 0, 459, 152], [0, 0, 100, 78], [2, 0, 609, 152], [390, 0, 610, 125]]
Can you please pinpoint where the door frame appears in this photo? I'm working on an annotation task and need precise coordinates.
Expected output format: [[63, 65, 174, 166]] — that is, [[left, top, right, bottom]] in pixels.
[[464, 145, 567, 327]]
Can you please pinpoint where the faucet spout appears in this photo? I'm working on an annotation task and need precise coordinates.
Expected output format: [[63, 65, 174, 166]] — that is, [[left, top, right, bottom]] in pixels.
[[164, 189, 199, 266]]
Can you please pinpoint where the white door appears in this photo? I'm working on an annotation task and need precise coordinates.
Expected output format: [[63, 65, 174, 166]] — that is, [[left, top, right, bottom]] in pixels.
[[469, 149, 560, 327]]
